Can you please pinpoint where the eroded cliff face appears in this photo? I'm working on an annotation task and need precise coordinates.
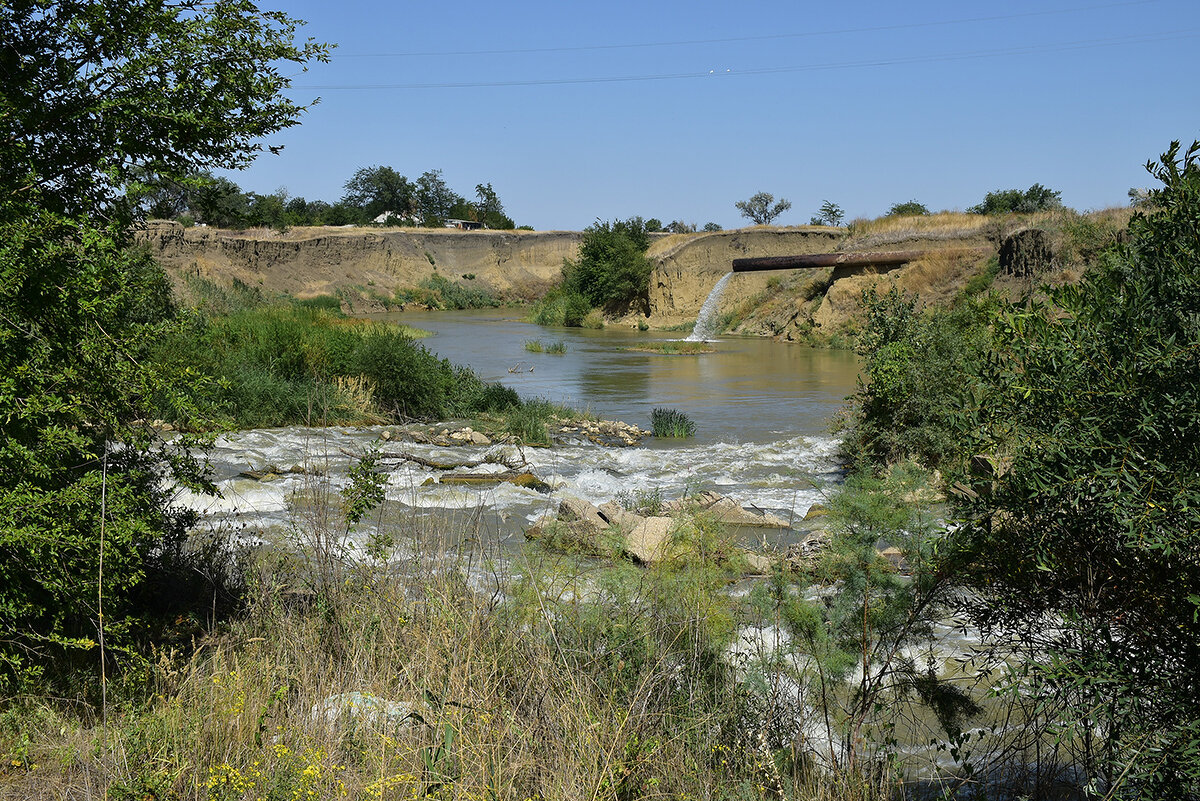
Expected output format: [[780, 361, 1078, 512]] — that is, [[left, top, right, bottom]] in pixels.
[[141, 221, 996, 338], [139, 222, 584, 301], [643, 227, 844, 324], [641, 226, 996, 339]]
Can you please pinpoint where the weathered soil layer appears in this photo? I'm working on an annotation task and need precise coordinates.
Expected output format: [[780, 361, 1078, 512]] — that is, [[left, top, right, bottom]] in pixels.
[[139, 221, 584, 303], [141, 219, 1002, 335]]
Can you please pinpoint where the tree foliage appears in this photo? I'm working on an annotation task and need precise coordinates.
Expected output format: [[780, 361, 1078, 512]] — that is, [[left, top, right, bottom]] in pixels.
[[810, 200, 845, 227], [1, 0, 328, 220], [735, 192, 792, 225], [948, 141, 1200, 797], [562, 217, 653, 312], [0, 0, 325, 691], [473, 182, 515, 229], [968, 183, 1062, 215], [341, 165, 414, 222], [414, 169, 461, 227], [886, 200, 929, 216]]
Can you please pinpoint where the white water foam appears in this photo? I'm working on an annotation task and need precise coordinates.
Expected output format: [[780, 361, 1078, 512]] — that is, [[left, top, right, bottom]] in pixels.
[[179, 426, 842, 537], [685, 271, 733, 342]]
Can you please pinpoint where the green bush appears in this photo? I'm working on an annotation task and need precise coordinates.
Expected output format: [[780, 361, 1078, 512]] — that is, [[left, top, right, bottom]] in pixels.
[[651, 408, 696, 438], [562, 217, 653, 311], [529, 287, 592, 327], [842, 286, 989, 469], [886, 200, 929, 216], [969, 183, 1062, 214], [152, 303, 523, 427], [959, 256, 1000, 298], [0, 208, 218, 694]]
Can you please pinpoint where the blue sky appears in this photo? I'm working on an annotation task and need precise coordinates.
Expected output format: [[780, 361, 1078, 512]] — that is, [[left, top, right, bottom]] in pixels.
[[229, 0, 1200, 230]]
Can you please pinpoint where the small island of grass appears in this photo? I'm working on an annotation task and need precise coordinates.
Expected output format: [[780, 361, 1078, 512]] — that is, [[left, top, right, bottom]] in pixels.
[[622, 341, 715, 355]]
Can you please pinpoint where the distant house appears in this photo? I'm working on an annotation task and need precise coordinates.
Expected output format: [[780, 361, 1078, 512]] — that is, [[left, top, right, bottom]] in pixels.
[[444, 218, 483, 231]]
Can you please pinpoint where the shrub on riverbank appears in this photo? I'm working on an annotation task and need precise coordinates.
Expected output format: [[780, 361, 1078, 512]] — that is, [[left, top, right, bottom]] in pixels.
[[840, 287, 991, 470], [394, 273, 500, 310], [530, 217, 653, 328], [152, 286, 540, 430], [842, 142, 1200, 798]]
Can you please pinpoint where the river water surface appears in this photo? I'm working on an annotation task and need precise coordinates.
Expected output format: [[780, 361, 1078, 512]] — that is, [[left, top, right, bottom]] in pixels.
[[179, 309, 860, 548]]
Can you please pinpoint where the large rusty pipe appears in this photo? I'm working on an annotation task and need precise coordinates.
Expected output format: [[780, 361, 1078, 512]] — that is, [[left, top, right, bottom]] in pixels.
[[731, 247, 990, 272]]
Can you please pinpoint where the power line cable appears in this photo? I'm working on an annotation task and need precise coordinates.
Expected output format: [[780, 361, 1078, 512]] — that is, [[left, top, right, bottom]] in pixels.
[[293, 28, 1199, 91], [336, 0, 1162, 58]]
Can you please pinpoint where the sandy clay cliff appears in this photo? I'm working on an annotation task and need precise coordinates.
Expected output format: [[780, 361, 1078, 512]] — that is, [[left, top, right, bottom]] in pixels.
[[141, 220, 1001, 335]]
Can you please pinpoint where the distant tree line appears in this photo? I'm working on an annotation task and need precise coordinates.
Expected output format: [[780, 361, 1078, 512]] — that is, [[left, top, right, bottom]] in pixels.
[[136, 166, 517, 230]]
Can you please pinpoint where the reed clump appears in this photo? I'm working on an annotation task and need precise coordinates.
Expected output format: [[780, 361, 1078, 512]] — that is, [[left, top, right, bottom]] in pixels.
[[651, 407, 697, 438]]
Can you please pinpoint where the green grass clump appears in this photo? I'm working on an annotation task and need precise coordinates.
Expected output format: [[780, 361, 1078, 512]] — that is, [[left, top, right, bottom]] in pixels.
[[529, 287, 593, 327], [524, 339, 567, 355], [651, 407, 696, 438], [623, 341, 713, 355], [502, 398, 557, 445], [291, 294, 342, 313]]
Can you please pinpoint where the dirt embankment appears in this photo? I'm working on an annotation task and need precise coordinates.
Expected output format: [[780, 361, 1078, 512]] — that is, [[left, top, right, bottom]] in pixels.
[[634, 218, 1001, 336], [641, 227, 844, 327], [142, 216, 1030, 338], [139, 221, 584, 303]]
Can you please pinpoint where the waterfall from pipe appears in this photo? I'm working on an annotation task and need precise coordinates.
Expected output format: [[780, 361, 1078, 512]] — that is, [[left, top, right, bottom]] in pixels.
[[685, 272, 733, 342]]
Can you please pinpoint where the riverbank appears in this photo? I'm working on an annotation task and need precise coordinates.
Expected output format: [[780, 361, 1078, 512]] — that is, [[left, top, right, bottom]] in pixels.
[[140, 208, 1130, 346], [1, 456, 973, 801]]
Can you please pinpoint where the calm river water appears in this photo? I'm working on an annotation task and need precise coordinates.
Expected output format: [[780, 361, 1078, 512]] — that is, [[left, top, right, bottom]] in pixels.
[[178, 310, 860, 549]]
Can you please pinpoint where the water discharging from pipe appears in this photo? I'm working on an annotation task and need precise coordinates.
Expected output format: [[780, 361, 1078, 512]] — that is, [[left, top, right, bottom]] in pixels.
[[685, 272, 733, 342]]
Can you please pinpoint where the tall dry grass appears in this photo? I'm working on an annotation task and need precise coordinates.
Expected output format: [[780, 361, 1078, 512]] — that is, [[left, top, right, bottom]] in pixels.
[[841, 213, 991, 252], [0, 485, 923, 801]]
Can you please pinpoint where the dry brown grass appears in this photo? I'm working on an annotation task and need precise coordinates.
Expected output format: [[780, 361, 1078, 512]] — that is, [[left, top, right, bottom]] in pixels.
[[841, 213, 991, 252], [0, 514, 786, 800], [0, 462, 985, 801]]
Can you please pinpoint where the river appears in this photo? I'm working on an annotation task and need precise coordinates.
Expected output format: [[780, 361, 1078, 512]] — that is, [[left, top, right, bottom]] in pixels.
[[177, 309, 860, 550]]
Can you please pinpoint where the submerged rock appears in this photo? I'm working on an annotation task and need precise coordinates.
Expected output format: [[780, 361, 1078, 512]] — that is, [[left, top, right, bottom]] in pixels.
[[423, 471, 552, 492]]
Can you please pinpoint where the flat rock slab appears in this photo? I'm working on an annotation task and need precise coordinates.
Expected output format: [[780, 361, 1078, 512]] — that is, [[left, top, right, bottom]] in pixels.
[[664, 491, 790, 528], [625, 517, 675, 564]]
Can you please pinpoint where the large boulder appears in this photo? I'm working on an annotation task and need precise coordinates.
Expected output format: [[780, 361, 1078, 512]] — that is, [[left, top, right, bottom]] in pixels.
[[558, 495, 609, 532], [525, 495, 615, 556], [597, 500, 645, 533], [310, 692, 426, 734]]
